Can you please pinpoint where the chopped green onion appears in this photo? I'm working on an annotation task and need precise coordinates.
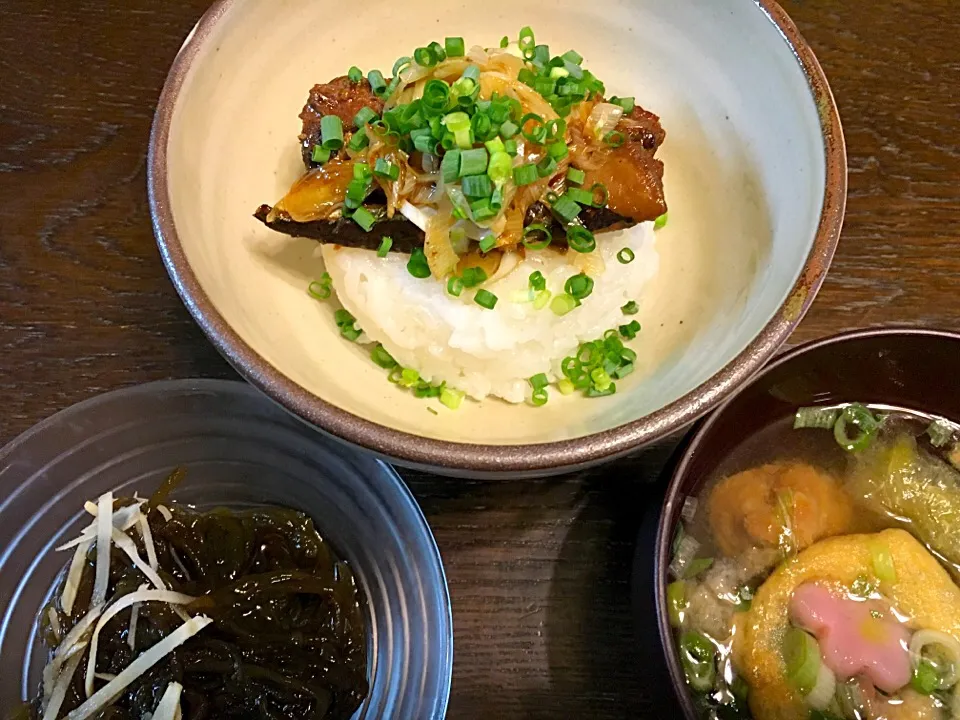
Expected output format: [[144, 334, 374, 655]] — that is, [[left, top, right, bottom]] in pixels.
[[440, 386, 465, 410], [590, 367, 612, 392], [679, 632, 717, 693], [373, 158, 400, 181], [422, 79, 451, 115], [499, 120, 519, 139], [913, 661, 940, 695], [533, 289, 552, 310], [351, 206, 376, 231], [442, 111, 471, 132], [621, 301, 639, 315], [367, 69, 387, 95], [566, 187, 595, 206], [440, 148, 461, 184], [479, 235, 497, 253], [590, 183, 608, 207], [520, 113, 547, 144], [487, 151, 513, 185], [927, 420, 955, 448], [536, 156, 558, 177], [307, 272, 333, 300], [428, 40, 446, 62], [407, 248, 431, 278], [529, 271, 546, 292], [566, 225, 595, 253], [447, 276, 464, 297], [783, 628, 821, 695], [683, 557, 714, 579], [320, 115, 344, 150], [529, 373, 549, 391], [794, 406, 841, 430], [462, 64, 480, 82], [347, 127, 370, 151], [545, 118, 567, 140], [566, 167, 586, 185], [470, 199, 497, 221], [460, 267, 487, 288], [522, 223, 552, 250], [557, 378, 575, 395], [354, 107, 378, 129], [564, 273, 594, 300], [518, 26, 535, 53], [551, 293, 578, 316], [834, 404, 880, 452], [561, 49, 583, 65], [654, 212, 669, 230], [490, 185, 504, 210], [485, 136, 506, 154], [619, 320, 641, 340], [411, 129, 438, 154], [334, 309, 362, 342], [474, 289, 498, 310], [617, 248, 635, 264], [462, 174, 493, 198], [371, 343, 397, 369], [459, 147, 489, 177], [445, 36, 465, 57], [513, 163, 539, 187], [398, 367, 420, 388], [311, 144, 331, 164], [603, 130, 625, 148], [610, 95, 635, 113], [471, 111, 493, 140], [551, 194, 582, 223], [869, 539, 897, 584], [667, 581, 687, 628], [614, 362, 634, 380], [547, 141, 569, 160], [348, 66, 363, 83], [531, 388, 548, 407], [377, 236, 393, 258], [392, 55, 412, 78], [503, 138, 519, 156], [414, 46, 437, 67], [500, 35, 509, 48]]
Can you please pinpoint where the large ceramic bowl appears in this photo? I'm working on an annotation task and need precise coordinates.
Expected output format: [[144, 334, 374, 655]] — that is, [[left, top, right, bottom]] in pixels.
[[149, 0, 845, 475], [652, 328, 960, 719], [0, 380, 452, 719]]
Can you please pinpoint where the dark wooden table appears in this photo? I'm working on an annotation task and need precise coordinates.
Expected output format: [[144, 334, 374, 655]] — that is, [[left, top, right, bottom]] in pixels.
[[2, 1, 959, 717]]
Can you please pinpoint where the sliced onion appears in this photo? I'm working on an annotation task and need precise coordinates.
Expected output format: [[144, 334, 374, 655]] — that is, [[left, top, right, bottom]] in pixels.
[[586, 102, 624, 142], [910, 629, 960, 690], [805, 664, 836, 710], [423, 211, 460, 278]]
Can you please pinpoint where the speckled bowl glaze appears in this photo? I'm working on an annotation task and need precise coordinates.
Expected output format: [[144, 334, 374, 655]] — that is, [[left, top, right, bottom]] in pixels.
[[149, 0, 845, 476], [653, 328, 960, 719]]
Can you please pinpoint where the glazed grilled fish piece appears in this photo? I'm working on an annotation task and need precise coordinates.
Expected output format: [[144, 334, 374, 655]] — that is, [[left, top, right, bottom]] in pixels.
[[255, 77, 667, 254]]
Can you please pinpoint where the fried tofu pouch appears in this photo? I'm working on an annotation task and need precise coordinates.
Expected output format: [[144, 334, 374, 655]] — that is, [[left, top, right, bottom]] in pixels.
[[739, 529, 960, 720]]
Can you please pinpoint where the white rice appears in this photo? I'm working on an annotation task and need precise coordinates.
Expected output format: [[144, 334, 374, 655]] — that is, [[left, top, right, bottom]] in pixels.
[[322, 223, 659, 403]]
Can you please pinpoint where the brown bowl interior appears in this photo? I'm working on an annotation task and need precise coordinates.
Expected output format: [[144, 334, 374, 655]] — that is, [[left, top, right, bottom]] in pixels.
[[653, 327, 960, 718]]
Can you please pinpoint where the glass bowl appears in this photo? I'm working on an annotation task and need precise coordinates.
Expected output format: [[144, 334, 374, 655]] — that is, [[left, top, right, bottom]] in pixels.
[[0, 379, 452, 719]]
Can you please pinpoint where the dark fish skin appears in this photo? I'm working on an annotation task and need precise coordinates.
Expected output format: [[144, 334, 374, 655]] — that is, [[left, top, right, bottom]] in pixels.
[[254, 205, 425, 253], [254, 202, 634, 254]]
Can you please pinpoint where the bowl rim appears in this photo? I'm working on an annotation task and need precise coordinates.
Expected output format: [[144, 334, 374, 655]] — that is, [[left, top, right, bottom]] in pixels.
[[148, 0, 847, 474], [653, 326, 960, 719], [0, 377, 454, 719]]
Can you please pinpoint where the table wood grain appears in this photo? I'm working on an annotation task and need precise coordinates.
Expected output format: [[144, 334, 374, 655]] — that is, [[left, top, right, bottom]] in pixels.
[[2, 0, 959, 717]]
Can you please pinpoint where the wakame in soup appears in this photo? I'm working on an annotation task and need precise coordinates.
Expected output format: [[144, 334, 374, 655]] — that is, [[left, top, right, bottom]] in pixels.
[[668, 403, 960, 720]]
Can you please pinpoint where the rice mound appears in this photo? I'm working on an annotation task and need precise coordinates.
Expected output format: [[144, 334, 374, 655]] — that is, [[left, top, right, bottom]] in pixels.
[[322, 223, 658, 403]]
